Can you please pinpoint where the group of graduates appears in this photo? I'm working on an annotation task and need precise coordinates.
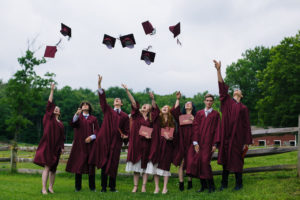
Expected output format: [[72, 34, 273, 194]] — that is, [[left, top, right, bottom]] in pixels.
[[33, 60, 252, 195]]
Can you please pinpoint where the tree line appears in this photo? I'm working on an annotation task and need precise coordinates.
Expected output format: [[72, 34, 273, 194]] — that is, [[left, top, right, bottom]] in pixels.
[[0, 31, 299, 144]]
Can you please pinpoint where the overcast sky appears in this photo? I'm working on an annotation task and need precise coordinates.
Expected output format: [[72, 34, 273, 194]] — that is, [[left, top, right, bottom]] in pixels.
[[0, 0, 299, 97]]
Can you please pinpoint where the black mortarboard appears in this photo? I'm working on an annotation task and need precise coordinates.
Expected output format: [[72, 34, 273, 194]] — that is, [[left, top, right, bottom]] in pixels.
[[60, 23, 71, 38], [44, 46, 57, 58], [120, 34, 136, 48], [169, 22, 180, 38], [142, 21, 156, 35], [102, 34, 116, 49], [141, 50, 155, 65]]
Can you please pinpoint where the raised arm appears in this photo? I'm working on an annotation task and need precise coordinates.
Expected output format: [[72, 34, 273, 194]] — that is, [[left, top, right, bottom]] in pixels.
[[45, 84, 56, 119], [48, 83, 55, 102], [149, 92, 156, 108], [213, 60, 223, 83], [122, 84, 137, 108], [97, 75, 110, 113], [175, 91, 181, 108]]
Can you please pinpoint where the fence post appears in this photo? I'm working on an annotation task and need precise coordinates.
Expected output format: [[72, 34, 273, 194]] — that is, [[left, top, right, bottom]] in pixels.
[[10, 142, 17, 173], [298, 115, 300, 178]]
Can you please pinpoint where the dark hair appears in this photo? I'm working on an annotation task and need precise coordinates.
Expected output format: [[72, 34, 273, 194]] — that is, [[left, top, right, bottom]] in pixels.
[[204, 94, 214, 101], [181, 101, 197, 116], [114, 97, 123, 104], [79, 101, 93, 114]]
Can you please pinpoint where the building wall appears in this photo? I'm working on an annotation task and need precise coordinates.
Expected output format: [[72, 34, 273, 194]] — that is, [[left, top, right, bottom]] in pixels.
[[252, 134, 296, 146]]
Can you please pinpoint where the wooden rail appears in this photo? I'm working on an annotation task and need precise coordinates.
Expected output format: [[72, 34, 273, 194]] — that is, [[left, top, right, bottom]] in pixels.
[[1, 115, 299, 177]]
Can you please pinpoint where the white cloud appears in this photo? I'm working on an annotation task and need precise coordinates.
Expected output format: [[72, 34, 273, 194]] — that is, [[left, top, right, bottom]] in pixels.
[[0, 0, 299, 97]]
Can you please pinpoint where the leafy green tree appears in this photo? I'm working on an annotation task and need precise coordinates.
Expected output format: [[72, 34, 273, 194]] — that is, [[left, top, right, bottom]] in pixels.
[[5, 50, 55, 143], [256, 31, 300, 127], [225, 46, 270, 124], [0, 80, 11, 141]]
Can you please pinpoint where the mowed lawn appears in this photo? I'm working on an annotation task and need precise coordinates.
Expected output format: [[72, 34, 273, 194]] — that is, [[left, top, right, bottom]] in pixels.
[[0, 150, 300, 200], [0, 170, 299, 200]]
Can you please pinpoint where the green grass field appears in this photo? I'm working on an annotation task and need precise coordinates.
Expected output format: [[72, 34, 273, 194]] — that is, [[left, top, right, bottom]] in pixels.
[[0, 170, 299, 200], [0, 147, 299, 199]]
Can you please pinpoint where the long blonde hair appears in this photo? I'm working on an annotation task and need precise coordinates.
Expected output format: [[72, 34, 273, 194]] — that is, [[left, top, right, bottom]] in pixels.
[[140, 104, 152, 122]]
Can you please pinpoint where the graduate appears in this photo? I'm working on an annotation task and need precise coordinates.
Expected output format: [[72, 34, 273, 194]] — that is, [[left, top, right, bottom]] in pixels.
[[170, 91, 196, 191], [153, 105, 176, 194], [89, 75, 129, 192], [214, 60, 252, 191], [186, 94, 220, 193], [122, 84, 160, 193], [66, 101, 99, 192], [34, 83, 65, 195]]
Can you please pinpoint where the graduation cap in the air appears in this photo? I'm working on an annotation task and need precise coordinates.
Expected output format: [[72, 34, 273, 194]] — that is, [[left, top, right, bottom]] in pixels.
[[44, 46, 57, 58], [169, 22, 182, 45], [169, 22, 180, 38], [142, 21, 156, 35], [120, 34, 136, 48], [102, 34, 116, 49], [141, 46, 156, 65], [44, 39, 62, 58], [60, 23, 71, 40]]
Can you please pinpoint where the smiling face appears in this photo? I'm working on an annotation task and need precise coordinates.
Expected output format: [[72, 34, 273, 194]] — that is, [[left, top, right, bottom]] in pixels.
[[185, 101, 193, 111], [233, 89, 243, 99], [113, 98, 123, 107], [53, 106, 60, 116], [141, 104, 151, 113], [161, 105, 169, 114]]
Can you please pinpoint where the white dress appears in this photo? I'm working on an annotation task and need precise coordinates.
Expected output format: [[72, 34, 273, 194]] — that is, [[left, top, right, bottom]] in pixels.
[[126, 160, 145, 174]]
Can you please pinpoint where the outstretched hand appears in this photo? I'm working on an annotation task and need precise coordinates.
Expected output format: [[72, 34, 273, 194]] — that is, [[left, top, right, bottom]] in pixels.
[[149, 92, 154, 100], [51, 83, 55, 90], [213, 60, 221, 71], [121, 84, 128, 90], [176, 91, 181, 99], [98, 75, 102, 89]]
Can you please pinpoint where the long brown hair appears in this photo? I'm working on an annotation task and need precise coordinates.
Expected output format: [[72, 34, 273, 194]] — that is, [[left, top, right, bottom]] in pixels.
[[160, 105, 175, 128]]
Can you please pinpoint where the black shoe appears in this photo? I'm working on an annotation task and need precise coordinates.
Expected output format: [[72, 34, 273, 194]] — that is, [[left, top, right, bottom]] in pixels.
[[197, 188, 206, 193], [110, 188, 118, 192], [219, 185, 227, 191], [101, 188, 107, 192], [208, 187, 215, 193], [187, 181, 193, 190], [75, 189, 81, 192], [234, 185, 243, 191], [179, 182, 184, 191]]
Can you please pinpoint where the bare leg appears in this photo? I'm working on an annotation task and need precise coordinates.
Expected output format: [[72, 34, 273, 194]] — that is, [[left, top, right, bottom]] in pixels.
[[162, 176, 169, 194], [154, 175, 160, 193], [178, 161, 184, 182], [42, 166, 50, 194], [48, 171, 56, 193], [141, 173, 148, 192], [132, 172, 139, 193]]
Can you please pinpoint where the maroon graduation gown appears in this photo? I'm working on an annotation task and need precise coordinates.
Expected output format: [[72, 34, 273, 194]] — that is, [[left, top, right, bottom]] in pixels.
[[34, 101, 65, 169], [148, 105, 160, 165], [66, 114, 99, 174], [186, 110, 220, 179], [171, 106, 194, 169], [89, 90, 129, 178], [126, 102, 159, 169], [157, 125, 175, 171], [217, 82, 252, 173]]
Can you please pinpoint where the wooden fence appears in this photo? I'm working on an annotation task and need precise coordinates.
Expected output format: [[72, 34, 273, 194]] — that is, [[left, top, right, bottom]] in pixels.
[[1, 115, 300, 177]]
